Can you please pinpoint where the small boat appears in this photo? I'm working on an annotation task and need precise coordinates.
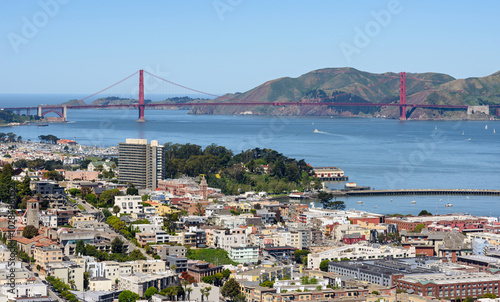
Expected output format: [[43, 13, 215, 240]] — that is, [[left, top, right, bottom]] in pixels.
[[312, 122, 315, 125], [485, 125, 488, 130], [468, 138, 472, 141], [466, 196, 470, 199], [411, 200, 416, 204], [462, 131, 464, 135], [445, 203, 453, 207], [390, 199, 393, 202], [357, 201, 363, 204], [373, 206, 378, 209], [435, 126, 437, 130], [313, 129, 319, 133], [38, 123, 48, 127]]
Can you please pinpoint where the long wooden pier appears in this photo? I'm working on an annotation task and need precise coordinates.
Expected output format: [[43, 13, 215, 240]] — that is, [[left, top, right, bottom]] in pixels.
[[329, 189, 500, 197]]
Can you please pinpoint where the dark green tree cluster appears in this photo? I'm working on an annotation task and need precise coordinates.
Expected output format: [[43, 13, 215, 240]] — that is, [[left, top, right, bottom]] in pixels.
[[38, 134, 59, 144], [163, 143, 320, 195], [0, 164, 33, 208], [106, 216, 142, 245], [0, 110, 39, 124], [0, 132, 21, 142], [76, 238, 146, 262], [13, 158, 63, 170], [221, 278, 243, 302], [294, 249, 310, 264], [317, 192, 346, 210]]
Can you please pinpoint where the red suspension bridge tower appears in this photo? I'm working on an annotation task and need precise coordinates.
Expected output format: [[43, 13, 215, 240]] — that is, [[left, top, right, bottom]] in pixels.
[[137, 69, 146, 122], [399, 71, 406, 120]]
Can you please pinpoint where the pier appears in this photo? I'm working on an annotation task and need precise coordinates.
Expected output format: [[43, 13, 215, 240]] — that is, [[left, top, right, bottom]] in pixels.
[[329, 189, 500, 197]]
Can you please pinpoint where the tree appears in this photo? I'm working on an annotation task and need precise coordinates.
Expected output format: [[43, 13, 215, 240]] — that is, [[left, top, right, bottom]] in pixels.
[[482, 294, 497, 299], [44, 170, 64, 181], [222, 268, 231, 279], [325, 200, 346, 210], [317, 192, 333, 203], [144, 286, 158, 299], [126, 186, 139, 196], [111, 237, 125, 254], [113, 205, 121, 216], [378, 233, 386, 243], [83, 272, 90, 290], [18, 175, 32, 197], [22, 225, 38, 239], [68, 188, 80, 197], [418, 210, 432, 216], [85, 193, 98, 205], [118, 290, 140, 302], [85, 244, 97, 256], [413, 223, 426, 233], [186, 287, 193, 300], [0, 163, 15, 206], [102, 208, 112, 219], [221, 278, 241, 301], [294, 249, 310, 264], [319, 259, 329, 272], [201, 286, 211, 302], [99, 189, 121, 207], [75, 240, 85, 255]]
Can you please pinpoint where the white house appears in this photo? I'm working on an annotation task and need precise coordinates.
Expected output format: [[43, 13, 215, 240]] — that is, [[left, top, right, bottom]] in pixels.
[[114, 196, 143, 214], [228, 245, 259, 263]]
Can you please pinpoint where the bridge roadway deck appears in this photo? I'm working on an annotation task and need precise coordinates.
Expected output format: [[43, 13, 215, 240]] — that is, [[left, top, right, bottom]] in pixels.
[[329, 189, 500, 197]]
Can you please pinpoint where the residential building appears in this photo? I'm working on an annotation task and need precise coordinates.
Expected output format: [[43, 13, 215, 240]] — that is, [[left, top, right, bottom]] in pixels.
[[89, 277, 113, 291], [187, 262, 223, 282], [47, 262, 85, 291], [308, 244, 416, 270], [34, 245, 63, 270], [228, 245, 259, 264], [114, 195, 143, 215], [118, 139, 164, 189], [118, 272, 177, 297], [30, 181, 65, 195], [165, 255, 188, 273]]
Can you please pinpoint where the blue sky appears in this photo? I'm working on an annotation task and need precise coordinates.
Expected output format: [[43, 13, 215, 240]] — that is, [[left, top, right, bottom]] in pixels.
[[1, 0, 499, 95]]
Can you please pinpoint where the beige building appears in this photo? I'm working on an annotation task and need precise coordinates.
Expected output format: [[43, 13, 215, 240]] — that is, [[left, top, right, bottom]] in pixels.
[[34, 244, 63, 270], [69, 214, 96, 226], [89, 277, 113, 291], [119, 271, 177, 297], [47, 262, 84, 291]]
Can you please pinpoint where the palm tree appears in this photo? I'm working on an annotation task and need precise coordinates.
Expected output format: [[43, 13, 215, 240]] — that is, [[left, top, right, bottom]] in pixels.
[[203, 286, 211, 302], [68, 279, 76, 290]]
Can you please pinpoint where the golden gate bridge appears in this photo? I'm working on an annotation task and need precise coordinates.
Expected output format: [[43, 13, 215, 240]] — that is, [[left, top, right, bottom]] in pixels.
[[3, 70, 498, 122]]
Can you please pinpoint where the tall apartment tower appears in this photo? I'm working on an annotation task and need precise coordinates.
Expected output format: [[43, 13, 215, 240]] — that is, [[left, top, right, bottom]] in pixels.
[[26, 198, 40, 228], [118, 139, 164, 189]]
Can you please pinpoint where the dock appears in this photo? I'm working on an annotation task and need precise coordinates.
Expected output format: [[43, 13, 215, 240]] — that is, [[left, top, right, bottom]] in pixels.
[[329, 189, 500, 197]]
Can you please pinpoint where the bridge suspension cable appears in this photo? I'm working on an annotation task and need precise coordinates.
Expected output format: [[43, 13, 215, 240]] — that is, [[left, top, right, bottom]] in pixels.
[[78, 71, 139, 103]]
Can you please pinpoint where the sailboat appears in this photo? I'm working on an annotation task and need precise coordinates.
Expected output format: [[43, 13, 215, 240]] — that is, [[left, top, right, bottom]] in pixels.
[[435, 125, 437, 130], [485, 125, 488, 130], [313, 129, 319, 133], [462, 131, 464, 135], [494, 129, 496, 134]]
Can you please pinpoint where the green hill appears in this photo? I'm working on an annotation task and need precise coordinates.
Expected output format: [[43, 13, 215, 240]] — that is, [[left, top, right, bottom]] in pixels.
[[191, 68, 500, 120]]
